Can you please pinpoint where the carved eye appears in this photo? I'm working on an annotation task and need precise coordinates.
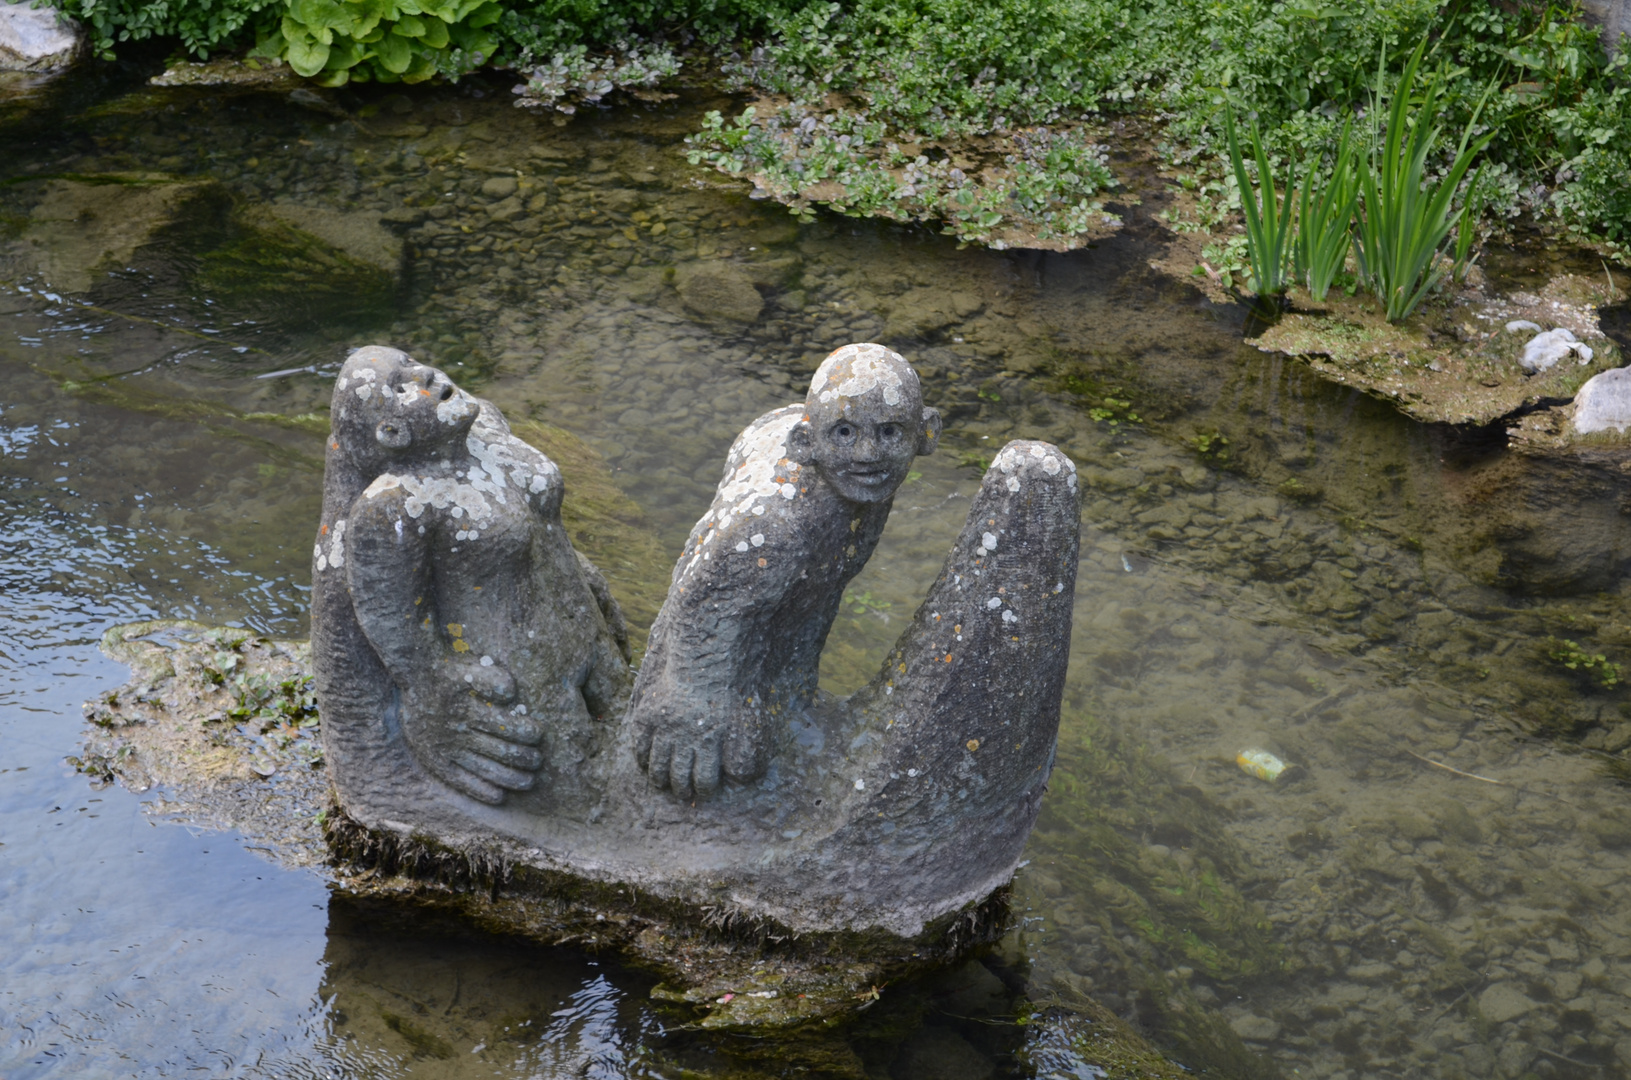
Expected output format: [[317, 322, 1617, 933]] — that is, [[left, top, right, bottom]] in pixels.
[[834, 423, 854, 439], [880, 423, 901, 439]]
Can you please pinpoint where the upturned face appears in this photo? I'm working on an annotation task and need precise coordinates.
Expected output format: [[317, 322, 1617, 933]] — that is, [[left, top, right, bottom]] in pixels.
[[803, 391, 923, 503], [334, 348, 477, 462]]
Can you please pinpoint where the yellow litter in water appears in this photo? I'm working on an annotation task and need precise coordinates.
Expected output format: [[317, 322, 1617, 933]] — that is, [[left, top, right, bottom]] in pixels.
[[1237, 748, 1287, 782]]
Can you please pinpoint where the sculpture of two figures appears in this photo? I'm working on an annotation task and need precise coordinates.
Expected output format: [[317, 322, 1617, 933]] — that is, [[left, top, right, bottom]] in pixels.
[[313, 343, 1081, 938]]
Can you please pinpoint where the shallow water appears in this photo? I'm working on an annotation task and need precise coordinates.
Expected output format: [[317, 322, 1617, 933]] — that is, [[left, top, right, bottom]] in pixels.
[[5, 62, 1631, 1079]]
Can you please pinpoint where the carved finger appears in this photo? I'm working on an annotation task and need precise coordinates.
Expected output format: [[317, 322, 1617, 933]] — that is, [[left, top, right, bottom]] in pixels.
[[453, 750, 537, 792], [468, 712, 545, 746], [647, 733, 675, 789], [670, 743, 697, 800], [467, 732, 544, 771], [723, 727, 764, 783], [693, 739, 722, 798], [442, 765, 506, 806]]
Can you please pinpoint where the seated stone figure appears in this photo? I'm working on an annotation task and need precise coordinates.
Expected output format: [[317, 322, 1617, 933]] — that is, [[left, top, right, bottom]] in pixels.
[[630, 343, 942, 798], [311, 346, 629, 808]]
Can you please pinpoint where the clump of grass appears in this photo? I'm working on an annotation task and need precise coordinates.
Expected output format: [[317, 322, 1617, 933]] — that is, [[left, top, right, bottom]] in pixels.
[[1293, 119, 1359, 302], [1224, 109, 1296, 300], [1352, 41, 1495, 322]]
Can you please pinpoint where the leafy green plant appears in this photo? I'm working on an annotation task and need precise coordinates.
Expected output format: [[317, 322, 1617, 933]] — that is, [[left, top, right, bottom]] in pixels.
[[1550, 638, 1622, 688], [1293, 119, 1359, 302], [1224, 109, 1296, 299], [253, 0, 502, 84], [1352, 41, 1496, 322]]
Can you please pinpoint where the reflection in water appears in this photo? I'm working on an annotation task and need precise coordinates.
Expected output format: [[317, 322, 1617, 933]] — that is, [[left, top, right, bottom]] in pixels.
[[2, 64, 1631, 1080], [316, 898, 663, 1078]]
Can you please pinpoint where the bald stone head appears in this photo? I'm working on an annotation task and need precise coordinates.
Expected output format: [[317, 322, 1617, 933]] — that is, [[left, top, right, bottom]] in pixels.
[[787, 343, 942, 504], [331, 346, 481, 472]]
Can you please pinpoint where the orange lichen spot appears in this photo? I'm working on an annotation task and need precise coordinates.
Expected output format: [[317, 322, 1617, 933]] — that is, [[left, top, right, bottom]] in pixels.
[[331, 442, 339, 450], [446, 623, 464, 637], [473, 586, 482, 591], [944, 654, 953, 662], [321, 525, 329, 534], [420, 388, 432, 396], [414, 596, 422, 605], [757, 557, 768, 567], [966, 739, 980, 752], [953, 624, 962, 634], [898, 663, 907, 673], [452, 639, 470, 653]]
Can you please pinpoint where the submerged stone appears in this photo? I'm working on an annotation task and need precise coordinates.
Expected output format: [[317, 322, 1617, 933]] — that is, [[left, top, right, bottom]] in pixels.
[[676, 261, 764, 322], [24, 176, 206, 293]]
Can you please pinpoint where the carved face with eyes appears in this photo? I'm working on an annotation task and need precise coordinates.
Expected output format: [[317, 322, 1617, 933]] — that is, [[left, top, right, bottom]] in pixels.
[[787, 344, 942, 504], [335, 347, 478, 462]]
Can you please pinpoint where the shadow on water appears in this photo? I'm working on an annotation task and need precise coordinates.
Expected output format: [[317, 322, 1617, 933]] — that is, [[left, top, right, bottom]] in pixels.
[[6, 66, 1631, 1080]]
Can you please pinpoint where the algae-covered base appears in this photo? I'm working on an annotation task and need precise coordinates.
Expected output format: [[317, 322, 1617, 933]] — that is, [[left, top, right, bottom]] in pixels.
[[76, 620, 1185, 1077], [1252, 273, 1624, 428]]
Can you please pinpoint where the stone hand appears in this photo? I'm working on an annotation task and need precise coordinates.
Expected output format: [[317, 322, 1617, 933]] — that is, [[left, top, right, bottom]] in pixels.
[[637, 706, 764, 799], [443, 705, 546, 806]]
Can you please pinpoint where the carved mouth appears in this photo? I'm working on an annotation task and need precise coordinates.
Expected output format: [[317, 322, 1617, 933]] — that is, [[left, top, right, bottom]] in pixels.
[[845, 470, 889, 485]]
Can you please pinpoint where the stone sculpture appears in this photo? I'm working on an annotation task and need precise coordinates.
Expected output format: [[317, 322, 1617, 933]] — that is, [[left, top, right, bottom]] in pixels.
[[630, 343, 942, 797], [315, 342, 1081, 938]]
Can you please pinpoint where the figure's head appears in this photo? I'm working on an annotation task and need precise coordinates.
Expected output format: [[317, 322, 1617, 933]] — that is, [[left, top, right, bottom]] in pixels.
[[787, 343, 942, 504], [331, 346, 478, 467]]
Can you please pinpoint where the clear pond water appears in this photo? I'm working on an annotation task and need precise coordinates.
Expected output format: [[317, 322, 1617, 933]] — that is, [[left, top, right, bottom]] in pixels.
[[5, 61, 1631, 1080]]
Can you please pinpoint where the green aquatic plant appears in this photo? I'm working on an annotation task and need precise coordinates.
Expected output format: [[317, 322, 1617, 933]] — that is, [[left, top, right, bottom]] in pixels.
[[1292, 119, 1359, 302], [1352, 41, 1495, 322], [1224, 109, 1296, 299], [1549, 638, 1622, 688]]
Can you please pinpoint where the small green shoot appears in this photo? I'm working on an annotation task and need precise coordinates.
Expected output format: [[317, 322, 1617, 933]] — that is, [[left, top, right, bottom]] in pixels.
[[1224, 109, 1296, 300]]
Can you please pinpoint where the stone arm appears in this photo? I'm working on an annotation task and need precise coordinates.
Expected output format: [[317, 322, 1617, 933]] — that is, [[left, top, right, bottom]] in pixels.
[[631, 533, 796, 798], [343, 490, 546, 806]]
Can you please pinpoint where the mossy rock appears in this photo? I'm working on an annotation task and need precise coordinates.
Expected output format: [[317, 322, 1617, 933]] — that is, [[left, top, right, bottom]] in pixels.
[[1254, 275, 1624, 427]]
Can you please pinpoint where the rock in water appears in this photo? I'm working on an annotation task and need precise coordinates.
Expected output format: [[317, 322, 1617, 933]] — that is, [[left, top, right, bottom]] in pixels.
[[0, 0, 82, 71], [1572, 366, 1631, 434], [313, 342, 1081, 943], [676, 261, 764, 322]]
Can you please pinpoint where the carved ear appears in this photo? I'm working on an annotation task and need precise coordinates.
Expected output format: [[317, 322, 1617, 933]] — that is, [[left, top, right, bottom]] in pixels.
[[375, 419, 412, 450], [917, 407, 943, 456], [787, 419, 816, 465]]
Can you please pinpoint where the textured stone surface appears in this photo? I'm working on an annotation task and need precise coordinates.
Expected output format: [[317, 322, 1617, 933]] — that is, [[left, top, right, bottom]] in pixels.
[[1583, 0, 1631, 55], [315, 344, 1081, 939], [1572, 366, 1631, 434], [0, 0, 82, 71]]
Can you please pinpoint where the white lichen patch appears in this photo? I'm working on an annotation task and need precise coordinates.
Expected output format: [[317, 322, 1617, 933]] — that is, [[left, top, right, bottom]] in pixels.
[[810, 343, 913, 407], [437, 389, 478, 425], [315, 518, 347, 572]]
